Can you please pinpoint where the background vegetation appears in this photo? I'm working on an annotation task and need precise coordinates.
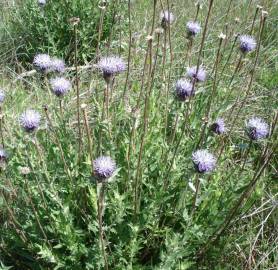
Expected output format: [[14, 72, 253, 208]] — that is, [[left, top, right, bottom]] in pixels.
[[0, 0, 277, 269]]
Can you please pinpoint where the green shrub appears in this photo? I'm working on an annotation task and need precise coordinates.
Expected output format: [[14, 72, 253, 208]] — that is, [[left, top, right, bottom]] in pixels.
[[2, 0, 125, 66]]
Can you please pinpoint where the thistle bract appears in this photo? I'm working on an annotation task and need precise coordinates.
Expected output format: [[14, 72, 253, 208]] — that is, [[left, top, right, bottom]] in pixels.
[[50, 77, 71, 97], [186, 21, 201, 37], [19, 109, 41, 133], [33, 54, 52, 73], [51, 58, 66, 73], [246, 117, 269, 140], [0, 89, 5, 104], [239, 35, 256, 53], [211, 118, 225, 135], [187, 66, 206, 82], [175, 79, 194, 101], [97, 56, 126, 83], [192, 149, 216, 173], [93, 156, 116, 181]]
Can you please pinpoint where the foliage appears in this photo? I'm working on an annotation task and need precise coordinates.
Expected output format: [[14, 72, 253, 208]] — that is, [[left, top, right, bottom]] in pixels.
[[0, 0, 126, 66], [0, 0, 277, 269]]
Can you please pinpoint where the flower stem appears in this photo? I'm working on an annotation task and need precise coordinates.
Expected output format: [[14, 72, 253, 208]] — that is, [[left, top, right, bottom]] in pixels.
[[122, 0, 132, 101], [197, 36, 224, 148], [73, 23, 82, 166], [97, 182, 109, 270]]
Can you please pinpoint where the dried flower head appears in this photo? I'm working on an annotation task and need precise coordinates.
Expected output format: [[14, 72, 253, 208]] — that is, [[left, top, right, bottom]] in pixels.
[[192, 149, 216, 173], [51, 58, 66, 73], [239, 35, 256, 53], [246, 117, 269, 140], [211, 118, 225, 135], [93, 156, 116, 181], [186, 21, 201, 37], [97, 56, 126, 83], [19, 166, 31, 175], [187, 66, 207, 82], [160, 10, 174, 28], [175, 79, 194, 101], [19, 109, 41, 132], [33, 54, 52, 73], [50, 77, 71, 97], [0, 89, 5, 104], [0, 148, 7, 162]]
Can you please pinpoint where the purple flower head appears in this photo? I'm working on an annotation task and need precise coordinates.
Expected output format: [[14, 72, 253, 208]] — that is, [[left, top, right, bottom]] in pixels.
[[192, 149, 216, 173], [187, 66, 207, 82], [0, 89, 5, 104], [38, 0, 46, 6], [175, 79, 194, 101], [246, 117, 269, 140], [97, 56, 126, 83], [51, 58, 66, 73], [160, 10, 174, 28], [0, 148, 7, 162], [19, 109, 41, 133], [33, 54, 52, 73], [186, 21, 201, 37], [93, 156, 116, 181], [211, 118, 225, 135], [50, 77, 71, 97], [239, 35, 256, 53]]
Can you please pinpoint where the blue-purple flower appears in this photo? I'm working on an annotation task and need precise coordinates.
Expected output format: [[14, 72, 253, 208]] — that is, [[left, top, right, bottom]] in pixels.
[[239, 35, 256, 53], [175, 79, 194, 101], [38, 0, 46, 6], [246, 117, 269, 140], [51, 58, 66, 73], [186, 21, 201, 37], [187, 66, 207, 82], [192, 149, 216, 173], [0, 148, 7, 162], [0, 89, 5, 104], [33, 54, 52, 73], [160, 10, 174, 28], [50, 77, 71, 97], [211, 118, 225, 135], [97, 56, 126, 83], [93, 156, 116, 181], [19, 109, 41, 133]]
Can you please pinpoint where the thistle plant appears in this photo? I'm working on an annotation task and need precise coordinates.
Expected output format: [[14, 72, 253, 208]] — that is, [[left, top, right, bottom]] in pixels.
[[0, 89, 5, 104], [33, 54, 52, 73], [38, 0, 46, 7], [186, 21, 201, 38], [246, 117, 269, 140], [186, 65, 207, 83], [0, 0, 276, 269], [97, 56, 126, 119], [160, 10, 174, 30], [0, 147, 7, 168], [239, 35, 257, 54], [211, 118, 226, 135], [169, 79, 194, 143], [238, 117, 269, 175], [19, 109, 41, 133], [51, 57, 66, 73], [93, 156, 116, 270], [229, 35, 257, 85], [192, 149, 216, 214], [50, 77, 71, 98]]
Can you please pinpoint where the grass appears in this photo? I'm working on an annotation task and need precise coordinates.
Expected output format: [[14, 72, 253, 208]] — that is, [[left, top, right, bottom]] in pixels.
[[0, 0, 277, 269]]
